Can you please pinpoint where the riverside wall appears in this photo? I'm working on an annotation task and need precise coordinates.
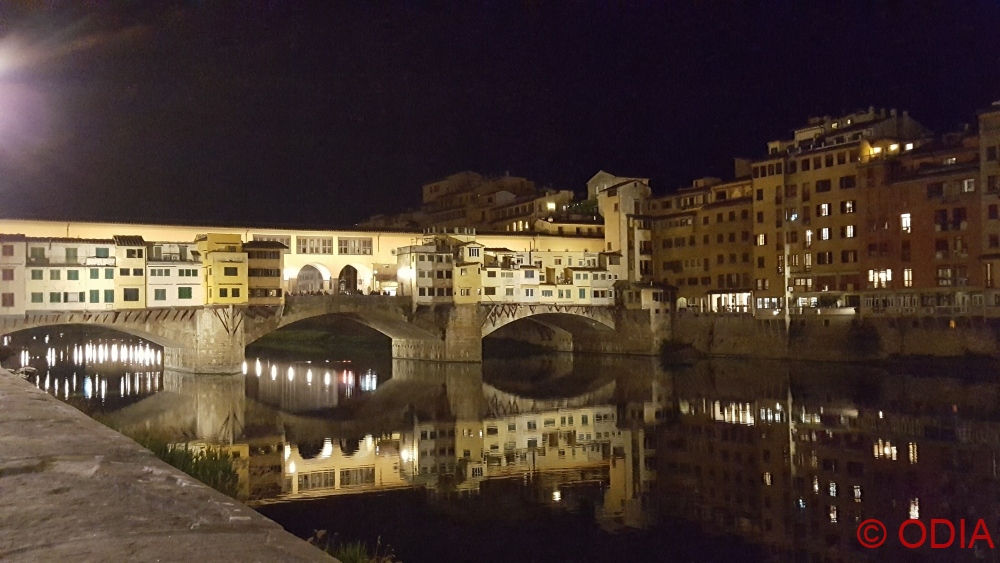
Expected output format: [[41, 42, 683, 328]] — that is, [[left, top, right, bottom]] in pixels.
[[0, 368, 335, 563], [671, 312, 1000, 360]]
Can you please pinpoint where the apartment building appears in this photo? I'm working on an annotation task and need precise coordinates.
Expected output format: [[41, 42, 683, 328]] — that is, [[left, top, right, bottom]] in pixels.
[[243, 240, 287, 306], [146, 241, 203, 307], [19, 236, 119, 312], [195, 233, 249, 305], [855, 133, 983, 314], [0, 235, 27, 315], [397, 229, 617, 307], [980, 102, 1000, 303], [750, 107, 928, 313], [113, 236, 148, 309], [650, 176, 754, 313]]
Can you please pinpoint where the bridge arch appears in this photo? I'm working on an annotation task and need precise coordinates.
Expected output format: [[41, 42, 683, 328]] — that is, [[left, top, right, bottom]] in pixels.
[[480, 306, 618, 338]]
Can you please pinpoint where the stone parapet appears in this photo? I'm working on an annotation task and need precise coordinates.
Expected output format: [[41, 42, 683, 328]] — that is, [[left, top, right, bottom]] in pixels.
[[0, 368, 335, 562]]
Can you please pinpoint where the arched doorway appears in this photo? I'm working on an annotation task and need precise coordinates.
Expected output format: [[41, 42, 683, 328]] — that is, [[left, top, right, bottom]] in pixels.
[[338, 265, 359, 295], [295, 265, 326, 294]]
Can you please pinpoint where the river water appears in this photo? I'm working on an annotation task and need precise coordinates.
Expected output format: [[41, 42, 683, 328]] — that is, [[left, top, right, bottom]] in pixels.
[[4, 328, 1000, 562]]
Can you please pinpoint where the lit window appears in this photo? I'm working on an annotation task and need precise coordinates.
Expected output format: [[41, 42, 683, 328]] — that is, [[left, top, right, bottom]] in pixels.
[[909, 498, 919, 520], [819, 228, 830, 241], [944, 157, 957, 165], [905, 143, 914, 151], [908, 442, 918, 464], [843, 225, 855, 238], [829, 482, 838, 497], [854, 485, 862, 502], [900, 213, 911, 233], [903, 268, 913, 288], [868, 269, 892, 288], [819, 203, 830, 216], [962, 178, 976, 193], [873, 146, 883, 154], [829, 505, 838, 523], [763, 472, 772, 486], [813, 476, 820, 494], [889, 143, 899, 151], [756, 234, 767, 246]]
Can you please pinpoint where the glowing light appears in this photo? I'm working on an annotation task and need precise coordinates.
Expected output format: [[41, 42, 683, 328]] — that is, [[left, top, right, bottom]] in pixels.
[[255, 359, 262, 377], [321, 439, 333, 458], [400, 448, 411, 462], [283, 444, 290, 460], [397, 266, 414, 281], [271, 365, 277, 380], [306, 369, 313, 385], [288, 461, 296, 474], [287, 366, 295, 381], [324, 372, 331, 386], [552, 490, 561, 502], [241, 361, 248, 375]]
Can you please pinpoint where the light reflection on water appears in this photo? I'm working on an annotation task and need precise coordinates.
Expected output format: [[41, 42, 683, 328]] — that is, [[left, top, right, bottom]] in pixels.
[[2, 331, 163, 410]]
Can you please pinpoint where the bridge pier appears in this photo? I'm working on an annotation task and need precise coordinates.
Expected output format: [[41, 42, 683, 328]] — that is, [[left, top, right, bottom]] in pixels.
[[162, 308, 245, 374]]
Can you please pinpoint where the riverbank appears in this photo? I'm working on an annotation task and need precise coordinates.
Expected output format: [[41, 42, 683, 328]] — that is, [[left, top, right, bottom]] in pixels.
[[0, 367, 335, 562]]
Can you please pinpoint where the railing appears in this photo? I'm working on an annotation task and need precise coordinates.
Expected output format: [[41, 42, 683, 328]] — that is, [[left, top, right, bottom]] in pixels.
[[85, 257, 116, 266]]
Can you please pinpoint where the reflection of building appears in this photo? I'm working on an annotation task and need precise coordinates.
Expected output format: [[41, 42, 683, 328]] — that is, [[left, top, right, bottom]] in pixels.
[[282, 435, 407, 496]]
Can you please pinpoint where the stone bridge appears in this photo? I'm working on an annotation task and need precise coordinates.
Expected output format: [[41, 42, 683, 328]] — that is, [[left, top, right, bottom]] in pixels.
[[0, 295, 662, 374]]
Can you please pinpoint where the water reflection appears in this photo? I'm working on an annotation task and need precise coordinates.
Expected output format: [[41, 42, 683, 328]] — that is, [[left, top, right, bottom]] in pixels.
[[15, 328, 1000, 561], [1, 331, 163, 412]]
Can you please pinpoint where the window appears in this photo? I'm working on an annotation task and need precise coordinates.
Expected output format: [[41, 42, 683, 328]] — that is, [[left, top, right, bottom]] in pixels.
[[120, 268, 130, 276], [840, 225, 856, 238], [30, 269, 42, 280], [178, 287, 193, 299], [901, 213, 911, 233], [927, 182, 944, 198], [31, 292, 43, 303], [990, 205, 999, 220], [50, 270, 60, 280], [296, 236, 333, 254], [839, 175, 857, 189], [49, 292, 61, 303], [1, 245, 13, 257], [1, 293, 13, 307], [89, 290, 99, 303], [524, 288, 534, 297], [840, 200, 855, 214], [338, 237, 373, 255], [103, 289, 114, 303], [903, 269, 913, 288], [125, 248, 144, 258], [816, 179, 832, 193], [94, 247, 109, 258], [468, 247, 480, 258], [819, 228, 830, 241], [1, 269, 12, 281], [105, 268, 114, 279], [89, 268, 99, 279], [123, 288, 139, 302], [29, 247, 45, 260], [962, 178, 975, 193], [868, 269, 892, 289], [224, 267, 238, 276], [219, 288, 229, 298], [67, 270, 79, 281], [817, 203, 830, 216], [937, 267, 953, 286], [233, 288, 242, 297], [841, 250, 857, 263], [152, 288, 166, 301], [756, 234, 767, 246]]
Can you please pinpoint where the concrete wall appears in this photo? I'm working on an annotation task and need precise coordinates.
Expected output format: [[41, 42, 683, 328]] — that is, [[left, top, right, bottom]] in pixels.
[[671, 312, 1000, 360]]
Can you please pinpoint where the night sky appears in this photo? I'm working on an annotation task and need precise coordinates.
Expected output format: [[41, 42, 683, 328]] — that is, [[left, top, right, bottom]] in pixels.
[[0, 2, 998, 228]]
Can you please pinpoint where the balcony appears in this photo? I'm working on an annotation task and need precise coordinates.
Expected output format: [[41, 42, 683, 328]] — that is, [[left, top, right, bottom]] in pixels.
[[85, 257, 116, 266]]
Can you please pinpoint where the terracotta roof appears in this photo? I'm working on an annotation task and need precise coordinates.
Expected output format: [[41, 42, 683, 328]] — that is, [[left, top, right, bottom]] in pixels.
[[112, 235, 146, 247]]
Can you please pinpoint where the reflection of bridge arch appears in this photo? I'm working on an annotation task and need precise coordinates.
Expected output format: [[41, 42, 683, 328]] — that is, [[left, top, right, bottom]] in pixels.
[[482, 381, 617, 417]]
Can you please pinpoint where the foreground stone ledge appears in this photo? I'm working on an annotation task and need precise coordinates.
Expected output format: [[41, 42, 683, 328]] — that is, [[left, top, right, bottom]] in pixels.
[[0, 368, 335, 563]]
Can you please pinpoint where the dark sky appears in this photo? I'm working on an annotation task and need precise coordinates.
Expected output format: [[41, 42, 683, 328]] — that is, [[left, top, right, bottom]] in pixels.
[[1, 1, 999, 228]]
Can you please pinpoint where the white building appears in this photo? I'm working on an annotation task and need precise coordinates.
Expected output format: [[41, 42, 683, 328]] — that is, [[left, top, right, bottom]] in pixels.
[[147, 242, 203, 307], [0, 235, 27, 315], [22, 237, 119, 312]]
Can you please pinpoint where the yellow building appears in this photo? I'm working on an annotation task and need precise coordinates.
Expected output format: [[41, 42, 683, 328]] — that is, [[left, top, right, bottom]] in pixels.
[[195, 233, 248, 305], [112, 235, 148, 308]]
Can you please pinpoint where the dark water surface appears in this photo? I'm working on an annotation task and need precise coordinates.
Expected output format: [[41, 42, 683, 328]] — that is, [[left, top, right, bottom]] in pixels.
[[5, 327, 1000, 562]]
